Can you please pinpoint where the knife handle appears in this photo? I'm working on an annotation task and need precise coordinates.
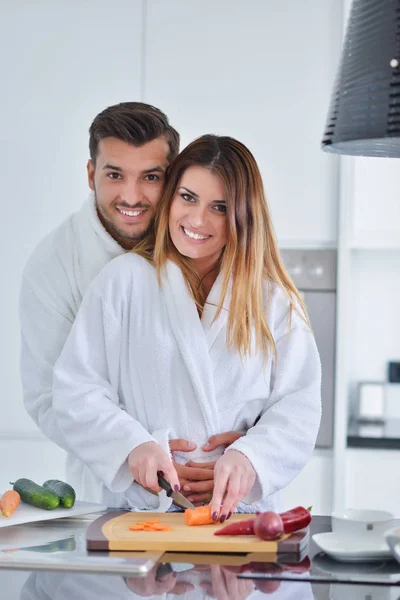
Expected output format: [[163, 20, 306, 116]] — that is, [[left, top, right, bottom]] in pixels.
[[157, 472, 173, 497]]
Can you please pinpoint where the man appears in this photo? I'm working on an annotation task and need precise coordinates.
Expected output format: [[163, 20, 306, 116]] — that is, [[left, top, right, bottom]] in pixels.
[[20, 101, 237, 506]]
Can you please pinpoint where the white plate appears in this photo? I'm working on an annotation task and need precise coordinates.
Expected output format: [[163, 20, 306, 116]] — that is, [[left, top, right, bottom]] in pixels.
[[0, 501, 106, 529], [312, 532, 392, 562]]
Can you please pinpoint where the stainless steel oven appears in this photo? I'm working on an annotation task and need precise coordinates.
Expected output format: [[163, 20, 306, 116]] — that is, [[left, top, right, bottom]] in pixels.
[[280, 249, 337, 448]]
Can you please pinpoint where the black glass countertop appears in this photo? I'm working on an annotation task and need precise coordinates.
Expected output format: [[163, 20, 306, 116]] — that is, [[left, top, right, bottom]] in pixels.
[[0, 514, 399, 599]]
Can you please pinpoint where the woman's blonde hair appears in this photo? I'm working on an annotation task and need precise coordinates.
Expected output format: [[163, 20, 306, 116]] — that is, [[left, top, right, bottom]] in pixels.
[[135, 134, 309, 359]]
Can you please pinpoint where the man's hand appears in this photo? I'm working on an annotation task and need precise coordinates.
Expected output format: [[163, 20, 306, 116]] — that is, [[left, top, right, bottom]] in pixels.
[[169, 438, 214, 506], [169, 433, 244, 506], [202, 431, 244, 452]]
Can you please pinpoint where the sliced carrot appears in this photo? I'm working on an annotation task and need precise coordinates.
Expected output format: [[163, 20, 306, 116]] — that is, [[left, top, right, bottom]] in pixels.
[[129, 519, 173, 532], [0, 490, 20, 517], [144, 519, 160, 524], [184, 505, 215, 526]]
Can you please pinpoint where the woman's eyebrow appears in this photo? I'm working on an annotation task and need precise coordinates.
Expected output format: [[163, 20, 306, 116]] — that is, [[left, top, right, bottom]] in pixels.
[[179, 186, 199, 198]]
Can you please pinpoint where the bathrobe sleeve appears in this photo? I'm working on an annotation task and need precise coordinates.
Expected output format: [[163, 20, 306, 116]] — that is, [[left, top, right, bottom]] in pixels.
[[228, 313, 322, 504], [19, 239, 76, 452], [53, 269, 156, 494]]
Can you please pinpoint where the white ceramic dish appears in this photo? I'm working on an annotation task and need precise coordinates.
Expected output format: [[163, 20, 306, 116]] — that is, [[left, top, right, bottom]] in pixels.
[[312, 532, 392, 562], [0, 501, 106, 529], [331, 508, 395, 544], [385, 526, 400, 564]]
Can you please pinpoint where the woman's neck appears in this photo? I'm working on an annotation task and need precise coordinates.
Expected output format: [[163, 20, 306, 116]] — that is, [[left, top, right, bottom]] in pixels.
[[191, 256, 221, 304]]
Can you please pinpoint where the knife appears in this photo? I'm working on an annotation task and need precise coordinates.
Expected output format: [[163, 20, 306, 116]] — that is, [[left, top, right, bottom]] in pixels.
[[157, 472, 195, 510]]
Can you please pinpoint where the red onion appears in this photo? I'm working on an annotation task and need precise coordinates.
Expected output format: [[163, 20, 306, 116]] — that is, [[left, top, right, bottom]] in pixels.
[[253, 511, 284, 540]]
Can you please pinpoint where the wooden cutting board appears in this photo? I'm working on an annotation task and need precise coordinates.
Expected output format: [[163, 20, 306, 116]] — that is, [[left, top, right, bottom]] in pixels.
[[86, 512, 309, 554]]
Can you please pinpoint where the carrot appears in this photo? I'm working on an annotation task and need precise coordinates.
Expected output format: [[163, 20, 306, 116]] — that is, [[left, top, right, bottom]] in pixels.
[[184, 505, 215, 526], [129, 520, 173, 532], [0, 490, 21, 517]]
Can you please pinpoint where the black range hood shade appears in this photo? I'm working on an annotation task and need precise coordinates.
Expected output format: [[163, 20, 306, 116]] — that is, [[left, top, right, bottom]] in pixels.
[[322, 0, 400, 157]]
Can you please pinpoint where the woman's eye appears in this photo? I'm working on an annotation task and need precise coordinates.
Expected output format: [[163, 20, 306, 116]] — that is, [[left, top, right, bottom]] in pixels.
[[181, 193, 194, 202], [108, 172, 121, 180], [214, 204, 227, 213]]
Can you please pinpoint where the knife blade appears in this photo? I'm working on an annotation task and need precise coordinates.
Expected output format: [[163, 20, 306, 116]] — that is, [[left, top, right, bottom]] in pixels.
[[157, 472, 195, 510]]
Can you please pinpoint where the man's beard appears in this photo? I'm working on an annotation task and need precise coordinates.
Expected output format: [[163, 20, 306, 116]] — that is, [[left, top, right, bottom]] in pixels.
[[94, 194, 154, 249]]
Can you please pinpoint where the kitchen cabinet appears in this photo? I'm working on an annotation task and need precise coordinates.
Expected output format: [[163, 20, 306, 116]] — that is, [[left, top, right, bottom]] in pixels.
[[143, 0, 342, 248], [345, 449, 400, 515], [351, 158, 400, 249], [333, 154, 400, 514], [282, 451, 333, 515]]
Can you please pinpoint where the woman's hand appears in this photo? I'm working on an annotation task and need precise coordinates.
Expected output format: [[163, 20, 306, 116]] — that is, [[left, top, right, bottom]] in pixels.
[[210, 450, 256, 522], [200, 565, 254, 600], [128, 441, 180, 493], [126, 563, 195, 597]]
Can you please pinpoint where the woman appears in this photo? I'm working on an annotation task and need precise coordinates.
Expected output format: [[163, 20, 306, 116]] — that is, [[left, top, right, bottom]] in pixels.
[[53, 135, 321, 520]]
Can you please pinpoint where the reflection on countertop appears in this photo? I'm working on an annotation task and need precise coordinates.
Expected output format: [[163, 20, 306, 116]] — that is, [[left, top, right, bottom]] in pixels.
[[19, 568, 316, 600], [348, 418, 400, 449]]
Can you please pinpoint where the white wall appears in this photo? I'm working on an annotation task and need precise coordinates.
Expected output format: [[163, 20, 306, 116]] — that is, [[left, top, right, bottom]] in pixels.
[[1, 1, 342, 512], [143, 0, 341, 248], [1, 0, 143, 488]]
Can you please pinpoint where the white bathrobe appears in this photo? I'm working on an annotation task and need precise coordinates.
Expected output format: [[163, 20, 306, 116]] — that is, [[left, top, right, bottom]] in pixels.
[[53, 253, 321, 512], [19, 196, 125, 495]]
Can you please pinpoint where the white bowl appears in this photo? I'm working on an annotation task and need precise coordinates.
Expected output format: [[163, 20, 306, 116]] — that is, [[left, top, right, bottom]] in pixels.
[[331, 508, 395, 544]]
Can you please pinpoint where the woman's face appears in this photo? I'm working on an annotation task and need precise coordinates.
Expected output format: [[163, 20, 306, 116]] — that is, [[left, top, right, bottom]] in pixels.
[[169, 166, 228, 273]]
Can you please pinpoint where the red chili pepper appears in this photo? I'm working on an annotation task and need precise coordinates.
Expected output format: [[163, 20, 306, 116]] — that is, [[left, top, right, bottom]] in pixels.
[[214, 518, 255, 536], [280, 506, 311, 534], [281, 556, 311, 574], [214, 506, 311, 537]]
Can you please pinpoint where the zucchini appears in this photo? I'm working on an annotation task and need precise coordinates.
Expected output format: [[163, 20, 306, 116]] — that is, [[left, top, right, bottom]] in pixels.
[[12, 479, 60, 510], [42, 480, 76, 508]]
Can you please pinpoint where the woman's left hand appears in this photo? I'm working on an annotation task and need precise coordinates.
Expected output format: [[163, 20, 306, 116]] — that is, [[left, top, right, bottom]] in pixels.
[[210, 450, 256, 522]]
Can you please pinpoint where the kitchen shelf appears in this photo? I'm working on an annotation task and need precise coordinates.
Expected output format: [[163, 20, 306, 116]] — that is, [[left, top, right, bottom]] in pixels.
[[350, 240, 400, 250], [347, 418, 400, 450]]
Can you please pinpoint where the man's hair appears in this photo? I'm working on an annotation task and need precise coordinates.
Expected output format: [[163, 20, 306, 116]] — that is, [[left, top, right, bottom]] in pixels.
[[89, 101, 180, 166]]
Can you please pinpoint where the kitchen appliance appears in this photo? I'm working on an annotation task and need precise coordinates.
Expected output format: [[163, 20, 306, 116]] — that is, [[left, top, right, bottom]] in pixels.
[[280, 249, 337, 448]]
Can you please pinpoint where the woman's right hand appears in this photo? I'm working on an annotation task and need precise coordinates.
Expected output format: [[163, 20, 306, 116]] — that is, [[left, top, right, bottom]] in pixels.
[[128, 441, 180, 493]]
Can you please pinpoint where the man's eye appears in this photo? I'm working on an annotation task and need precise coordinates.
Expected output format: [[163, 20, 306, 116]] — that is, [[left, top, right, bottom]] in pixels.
[[145, 174, 160, 181], [108, 172, 121, 180]]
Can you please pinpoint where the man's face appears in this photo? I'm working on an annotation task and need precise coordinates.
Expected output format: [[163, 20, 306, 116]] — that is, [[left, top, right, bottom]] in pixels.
[[87, 136, 170, 249]]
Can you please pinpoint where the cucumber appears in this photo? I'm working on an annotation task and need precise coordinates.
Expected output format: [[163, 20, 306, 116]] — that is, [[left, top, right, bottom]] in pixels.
[[12, 478, 60, 510], [42, 480, 76, 508]]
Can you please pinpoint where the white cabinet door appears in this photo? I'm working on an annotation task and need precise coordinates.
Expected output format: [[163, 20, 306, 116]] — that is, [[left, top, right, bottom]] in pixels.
[[345, 449, 400, 516], [144, 0, 341, 247], [282, 451, 333, 515], [352, 157, 400, 248]]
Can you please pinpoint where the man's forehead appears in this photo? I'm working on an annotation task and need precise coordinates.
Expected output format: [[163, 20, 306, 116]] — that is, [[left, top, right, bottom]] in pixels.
[[96, 137, 170, 171]]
